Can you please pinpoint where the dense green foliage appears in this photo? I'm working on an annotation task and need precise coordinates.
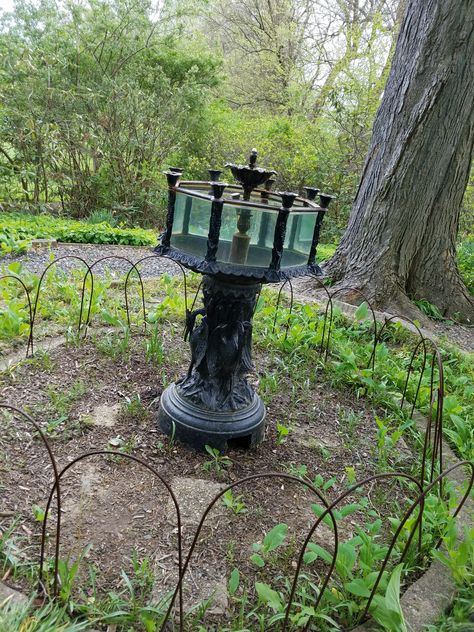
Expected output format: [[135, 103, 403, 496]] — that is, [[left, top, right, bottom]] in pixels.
[[457, 241, 474, 295], [0, 0, 472, 250], [0, 212, 155, 255], [0, 0, 220, 224], [0, 0, 403, 233], [1, 0, 472, 248]]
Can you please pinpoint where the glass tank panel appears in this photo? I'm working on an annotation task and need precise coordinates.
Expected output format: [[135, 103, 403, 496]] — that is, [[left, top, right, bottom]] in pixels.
[[170, 192, 211, 258], [281, 212, 317, 267], [170, 191, 317, 270], [216, 203, 278, 267]]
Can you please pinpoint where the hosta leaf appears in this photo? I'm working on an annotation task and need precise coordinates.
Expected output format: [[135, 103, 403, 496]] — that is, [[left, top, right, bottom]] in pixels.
[[263, 523, 288, 552]]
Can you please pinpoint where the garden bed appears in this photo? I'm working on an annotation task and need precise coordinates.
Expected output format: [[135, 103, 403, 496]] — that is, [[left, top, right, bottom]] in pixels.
[[0, 327, 417, 617], [0, 269, 472, 631]]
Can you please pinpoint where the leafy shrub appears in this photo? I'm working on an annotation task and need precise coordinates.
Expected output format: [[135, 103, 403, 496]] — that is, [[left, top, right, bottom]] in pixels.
[[0, 213, 156, 256], [86, 209, 118, 227]]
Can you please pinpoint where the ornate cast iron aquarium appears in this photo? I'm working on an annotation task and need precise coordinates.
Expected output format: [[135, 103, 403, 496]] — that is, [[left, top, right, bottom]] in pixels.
[[156, 150, 333, 450]]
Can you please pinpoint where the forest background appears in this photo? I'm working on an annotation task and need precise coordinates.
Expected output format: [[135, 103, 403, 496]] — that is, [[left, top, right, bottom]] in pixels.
[[0, 0, 472, 254]]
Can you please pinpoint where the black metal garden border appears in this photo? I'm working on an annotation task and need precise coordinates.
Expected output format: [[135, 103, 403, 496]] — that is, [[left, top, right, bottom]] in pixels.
[[1, 401, 472, 631], [1, 254, 448, 489], [1, 254, 472, 629]]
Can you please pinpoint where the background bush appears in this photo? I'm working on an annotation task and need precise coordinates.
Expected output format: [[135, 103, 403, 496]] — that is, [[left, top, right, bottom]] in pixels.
[[0, 213, 155, 256], [0, 0, 471, 245]]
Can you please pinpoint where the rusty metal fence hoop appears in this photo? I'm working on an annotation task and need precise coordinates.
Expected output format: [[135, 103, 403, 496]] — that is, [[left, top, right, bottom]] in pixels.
[[322, 287, 377, 367], [0, 404, 61, 595], [38, 450, 184, 620], [83, 256, 146, 331], [162, 472, 338, 631], [124, 255, 189, 311], [368, 316, 445, 492], [30, 256, 94, 345], [3, 404, 473, 630]]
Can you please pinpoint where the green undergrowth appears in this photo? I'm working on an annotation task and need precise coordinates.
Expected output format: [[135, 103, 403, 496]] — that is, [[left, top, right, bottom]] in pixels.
[[457, 240, 474, 295], [0, 212, 156, 256], [254, 294, 474, 463], [0, 269, 473, 631], [314, 242, 336, 262]]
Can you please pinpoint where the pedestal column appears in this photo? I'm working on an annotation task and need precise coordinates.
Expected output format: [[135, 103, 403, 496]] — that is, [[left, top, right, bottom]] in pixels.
[[158, 275, 265, 451]]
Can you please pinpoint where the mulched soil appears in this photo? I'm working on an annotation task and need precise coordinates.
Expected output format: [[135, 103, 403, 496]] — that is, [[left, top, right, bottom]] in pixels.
[[0, 322, 418, 622]]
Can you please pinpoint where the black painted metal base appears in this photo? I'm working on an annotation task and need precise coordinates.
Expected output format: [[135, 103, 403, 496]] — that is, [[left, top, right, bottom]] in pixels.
[[158, 383, 266, 452]]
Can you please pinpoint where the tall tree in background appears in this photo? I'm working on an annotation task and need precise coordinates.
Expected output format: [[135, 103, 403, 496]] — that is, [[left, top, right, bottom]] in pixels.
[[325, 0, 474, 321], [206, 0, 398, 114]]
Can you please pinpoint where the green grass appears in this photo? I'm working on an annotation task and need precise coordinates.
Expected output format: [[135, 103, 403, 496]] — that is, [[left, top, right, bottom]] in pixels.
[[457, 240, 474, 294], [0, 599, 89, 632], [315, 242, 336, 261]]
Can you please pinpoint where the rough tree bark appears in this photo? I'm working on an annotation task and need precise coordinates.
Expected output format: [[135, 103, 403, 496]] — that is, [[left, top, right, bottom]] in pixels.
[[324, 0, 474, 322]]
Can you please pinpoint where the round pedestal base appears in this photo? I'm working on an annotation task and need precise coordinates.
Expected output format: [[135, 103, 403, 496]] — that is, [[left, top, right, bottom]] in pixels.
[[158, 383, 266, 452]]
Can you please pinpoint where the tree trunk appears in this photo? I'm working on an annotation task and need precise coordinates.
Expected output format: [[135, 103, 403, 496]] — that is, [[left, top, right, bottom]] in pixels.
[[324, 0, 474, 322]]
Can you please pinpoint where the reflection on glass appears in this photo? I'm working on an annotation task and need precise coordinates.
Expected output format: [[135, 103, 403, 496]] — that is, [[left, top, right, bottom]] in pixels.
[[281, 213, 317, 267], [170, 192, 210, 259], [229, 208, 252, 264], [170, 192, 317, 269]]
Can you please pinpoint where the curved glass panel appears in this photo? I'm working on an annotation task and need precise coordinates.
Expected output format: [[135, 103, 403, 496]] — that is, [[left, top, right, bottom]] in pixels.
[[170, 191, 318, 270], [216, 203, 278, 267]]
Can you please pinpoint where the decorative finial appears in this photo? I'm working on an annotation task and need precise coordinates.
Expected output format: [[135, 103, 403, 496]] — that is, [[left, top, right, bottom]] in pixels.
[[304, 186, 320, 201], [210, 182, 227, 199], [164, 170, 181, 187], [318, 193, 335, 208], [208, 169, 222, 182], [249, 149, 258, 169], [280, 192, 298, 209]]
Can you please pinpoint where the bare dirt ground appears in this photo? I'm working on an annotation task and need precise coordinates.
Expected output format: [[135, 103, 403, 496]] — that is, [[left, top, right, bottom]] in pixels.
[[0, 329, 416, 617]]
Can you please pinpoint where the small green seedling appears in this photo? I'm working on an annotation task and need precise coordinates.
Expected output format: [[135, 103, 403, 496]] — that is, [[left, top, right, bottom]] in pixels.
[[202, 445, 232, 474], [276, 422, 290, 445], [250, 523, 288, 568], [222, 489, 247, 514], [32, 504, 49, 523]]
